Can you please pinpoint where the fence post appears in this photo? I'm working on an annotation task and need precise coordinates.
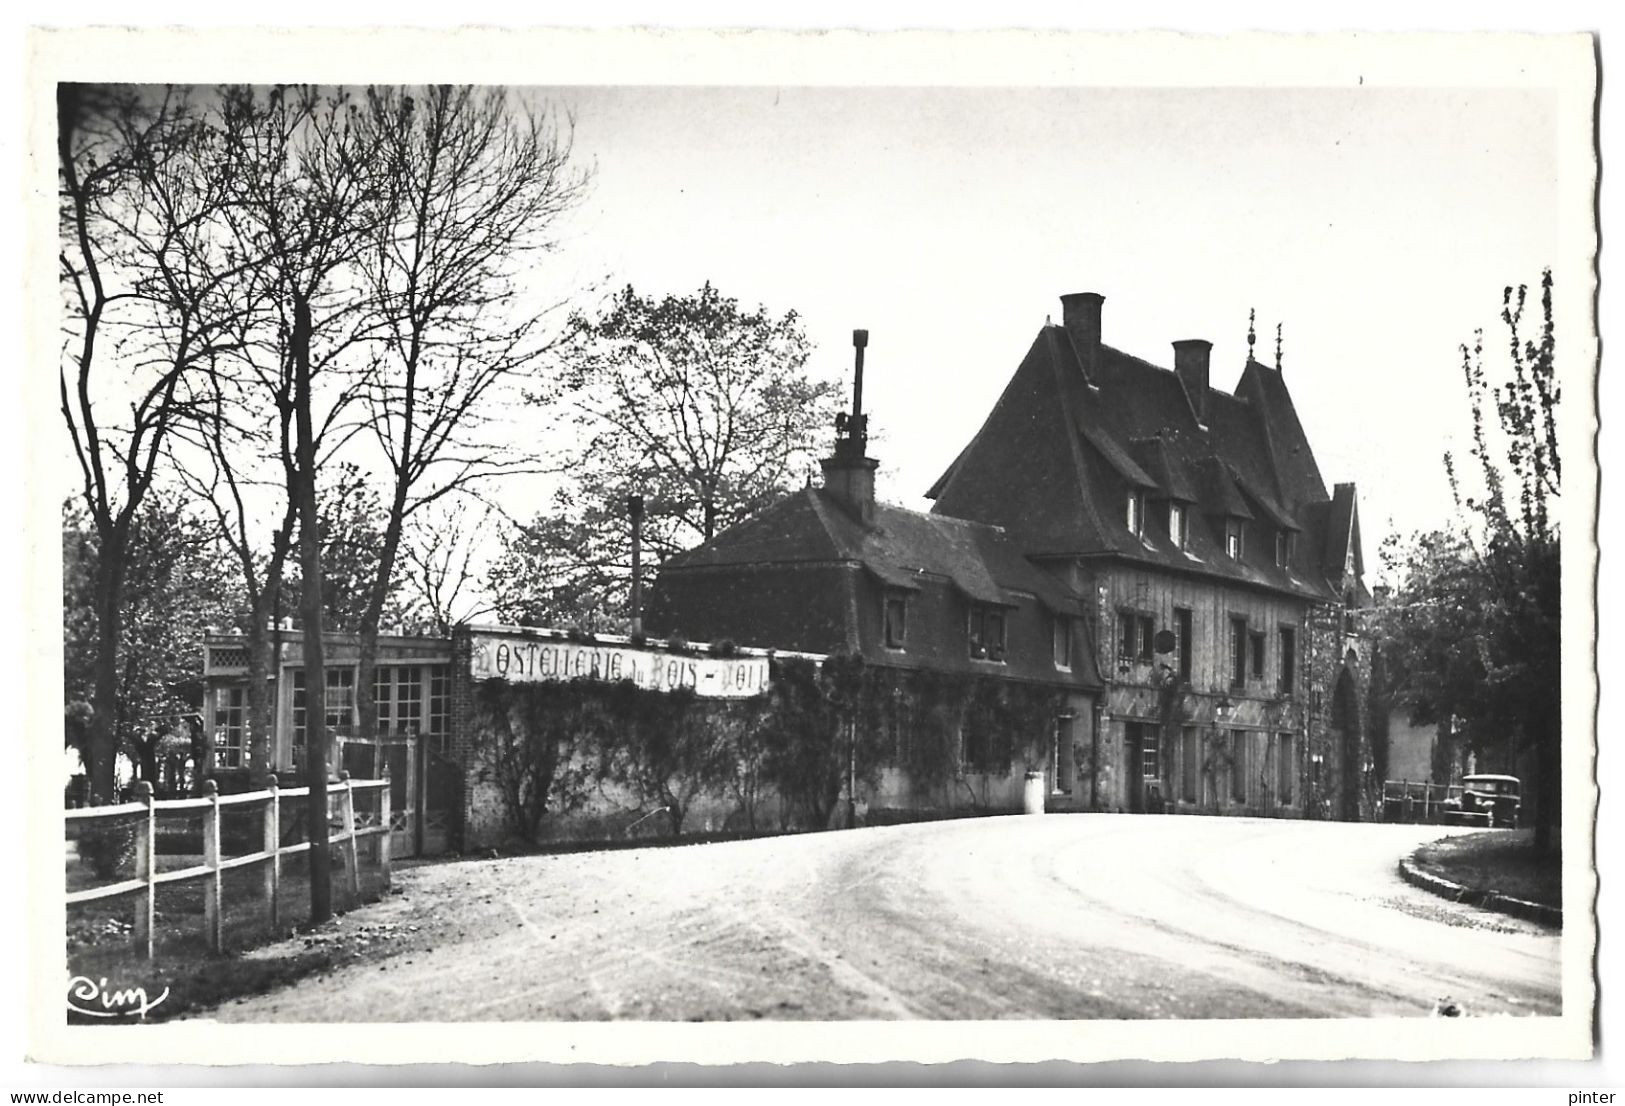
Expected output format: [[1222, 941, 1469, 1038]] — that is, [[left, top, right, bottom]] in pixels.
[[1423, 782, 1431, 822], [379, 767, 393, 888], [203, 778, 223, 953], [339, 770, 360, 898], [133, 781, 155, 960], [264, 774, 281, 932]]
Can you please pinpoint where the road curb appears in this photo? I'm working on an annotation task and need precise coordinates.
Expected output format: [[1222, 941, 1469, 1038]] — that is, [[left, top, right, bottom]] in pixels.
[[1397, 852, 1562, 930]]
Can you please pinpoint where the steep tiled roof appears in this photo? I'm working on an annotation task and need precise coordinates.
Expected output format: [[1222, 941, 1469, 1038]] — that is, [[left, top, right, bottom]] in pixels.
[[1128, 437, 1197, 502], [930, 321, 1363, 603], [656, 486, 1104, 686], [664, 488, 1091, 619]]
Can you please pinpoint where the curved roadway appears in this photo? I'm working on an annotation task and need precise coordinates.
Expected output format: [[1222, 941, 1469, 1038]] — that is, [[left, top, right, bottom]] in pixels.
[[214, 814, 1561, 1021]]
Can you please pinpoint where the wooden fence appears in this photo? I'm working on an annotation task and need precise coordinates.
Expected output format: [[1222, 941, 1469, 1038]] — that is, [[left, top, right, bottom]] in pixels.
[[65, 773, 391, 958], [1381, 779, 1465, 823]]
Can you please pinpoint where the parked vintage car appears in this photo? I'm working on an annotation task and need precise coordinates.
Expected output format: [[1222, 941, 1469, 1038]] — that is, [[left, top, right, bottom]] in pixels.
[[1441, 773, 1521, 828]]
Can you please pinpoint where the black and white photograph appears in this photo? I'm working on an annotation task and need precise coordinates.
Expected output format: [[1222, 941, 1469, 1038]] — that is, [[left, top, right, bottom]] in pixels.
[[22, 24, 1601, 1072]]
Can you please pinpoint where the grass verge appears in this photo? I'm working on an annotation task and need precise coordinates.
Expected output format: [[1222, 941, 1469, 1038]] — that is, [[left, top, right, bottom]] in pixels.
[[1410, 828, 1560, 908]]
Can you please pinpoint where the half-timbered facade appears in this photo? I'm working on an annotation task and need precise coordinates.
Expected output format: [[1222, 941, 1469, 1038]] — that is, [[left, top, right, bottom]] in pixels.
[[928, 292, 1373, 818]]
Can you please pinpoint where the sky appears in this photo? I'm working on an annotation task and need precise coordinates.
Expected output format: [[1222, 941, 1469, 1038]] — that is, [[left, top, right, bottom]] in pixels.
[[521, 83, 1563, 576]]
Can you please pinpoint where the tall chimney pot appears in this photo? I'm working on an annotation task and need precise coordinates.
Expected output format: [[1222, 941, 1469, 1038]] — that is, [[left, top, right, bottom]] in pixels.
[[1059, 293, 1104, 383], [1173, 339, 1213, 423], [821, 327, 879, 526]]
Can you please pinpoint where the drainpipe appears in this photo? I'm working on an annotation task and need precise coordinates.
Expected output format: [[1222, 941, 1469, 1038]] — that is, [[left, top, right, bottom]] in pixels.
[[628, 494, 644, 636], [847, 720, 857, 829], [1090, 700, 1103, 810]]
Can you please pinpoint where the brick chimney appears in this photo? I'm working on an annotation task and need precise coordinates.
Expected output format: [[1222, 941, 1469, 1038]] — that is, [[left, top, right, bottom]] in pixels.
[[1173, 339, 1212, 424], [1060, 292, 1104, 383], [821, 329, 879, 525]]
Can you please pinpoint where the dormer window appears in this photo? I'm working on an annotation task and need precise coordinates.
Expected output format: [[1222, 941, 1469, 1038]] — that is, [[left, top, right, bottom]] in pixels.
[[1225, 518, 1245, 559], [1169, 501, 1187, 549], [1126, 490, 1145, 538], [883, 591, 908, 649], [968, 605, 1007, 661], [1274, 530, 1294, 567], [1052, 614, 1073, 671]]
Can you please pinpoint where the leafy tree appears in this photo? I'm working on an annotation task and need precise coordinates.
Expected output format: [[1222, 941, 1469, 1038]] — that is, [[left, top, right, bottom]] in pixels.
[[1375, 271, 1561, 853], [504, 283, 840, 625], [63, 495, 238, 787]]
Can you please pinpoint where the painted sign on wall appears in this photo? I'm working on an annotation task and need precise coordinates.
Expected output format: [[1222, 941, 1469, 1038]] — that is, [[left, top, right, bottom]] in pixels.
[[468, 634, 770, 699]]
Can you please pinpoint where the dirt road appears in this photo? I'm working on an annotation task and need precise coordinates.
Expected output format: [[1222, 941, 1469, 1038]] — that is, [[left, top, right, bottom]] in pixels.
[[211, 814, 1561, 1021]]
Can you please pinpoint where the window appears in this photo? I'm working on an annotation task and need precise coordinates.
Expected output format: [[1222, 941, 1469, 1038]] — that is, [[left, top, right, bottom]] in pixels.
[[1181, 726, 1199, 803], [1229, 617, 1247, 687], [1167, 501, 1186, 549], [1127, 490, 1145, 537], [883, 592, 908, 649], [1275, 529, 1294, 567], [212, 686, 247, 769], [1277, 733, 1296, 804], [1130, 721, 1160, 780], [960, 716, 996, 773], [1249, 630, 1266, 681], [1052, 715, 1074, 793], [1119, 611, 1153, 667], [427, 666, 451, 753], [1225, 518, 1245, 559], [968, 605, 1007, 661], [292, 667, 357, 761], [887, 695, 911, 764], [1230, 730, 1249, 804], [1277, 626, 1297, 695], [374, 665, 425, 737], [1052, 615, 1072, 670], [1174, 607, 1193, 680]]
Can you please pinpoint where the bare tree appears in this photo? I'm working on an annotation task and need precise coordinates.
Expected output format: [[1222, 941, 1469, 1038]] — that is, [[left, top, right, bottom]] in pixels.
[[169, 343, 298, 777], [212, 84, 389, 921], [349, 85, 587, 744], [398, 500, 498, 635], [58, 85, 257, 800]]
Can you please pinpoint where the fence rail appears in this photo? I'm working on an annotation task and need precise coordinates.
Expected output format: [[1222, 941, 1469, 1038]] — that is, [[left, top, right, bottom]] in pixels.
[[1381, 779, 1465, 823], [66, 773, 391, 958]]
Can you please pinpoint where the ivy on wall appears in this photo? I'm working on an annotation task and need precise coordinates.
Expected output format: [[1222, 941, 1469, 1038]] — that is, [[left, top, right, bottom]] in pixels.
[[469, 653, 1079, 841]]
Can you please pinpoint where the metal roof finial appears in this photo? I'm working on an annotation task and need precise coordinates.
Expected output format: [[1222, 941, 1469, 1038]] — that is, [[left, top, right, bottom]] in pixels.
[[1275, 322, 1283, 372], [1247, 308, 1256, 360]]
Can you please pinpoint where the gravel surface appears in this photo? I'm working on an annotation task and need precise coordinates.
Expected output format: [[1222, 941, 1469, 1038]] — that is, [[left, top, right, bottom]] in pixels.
[[205, 814, 1561, 1021]]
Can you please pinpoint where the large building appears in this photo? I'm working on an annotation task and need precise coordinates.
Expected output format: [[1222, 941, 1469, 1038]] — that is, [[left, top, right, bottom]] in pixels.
[[652, 292, 1376, 819]]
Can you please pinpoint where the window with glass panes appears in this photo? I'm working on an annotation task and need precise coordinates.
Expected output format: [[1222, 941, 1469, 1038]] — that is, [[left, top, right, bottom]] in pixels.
[[292, 667, 357, 762], [212, 686, 247, 769], [1229, 617, 1247, 687], [883, 591, 909, 649], [1277, 625, 1297, 694], [1052, 614, 1072, 670], [427, 665, 450, 752], [373, 665, 425, 737]]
